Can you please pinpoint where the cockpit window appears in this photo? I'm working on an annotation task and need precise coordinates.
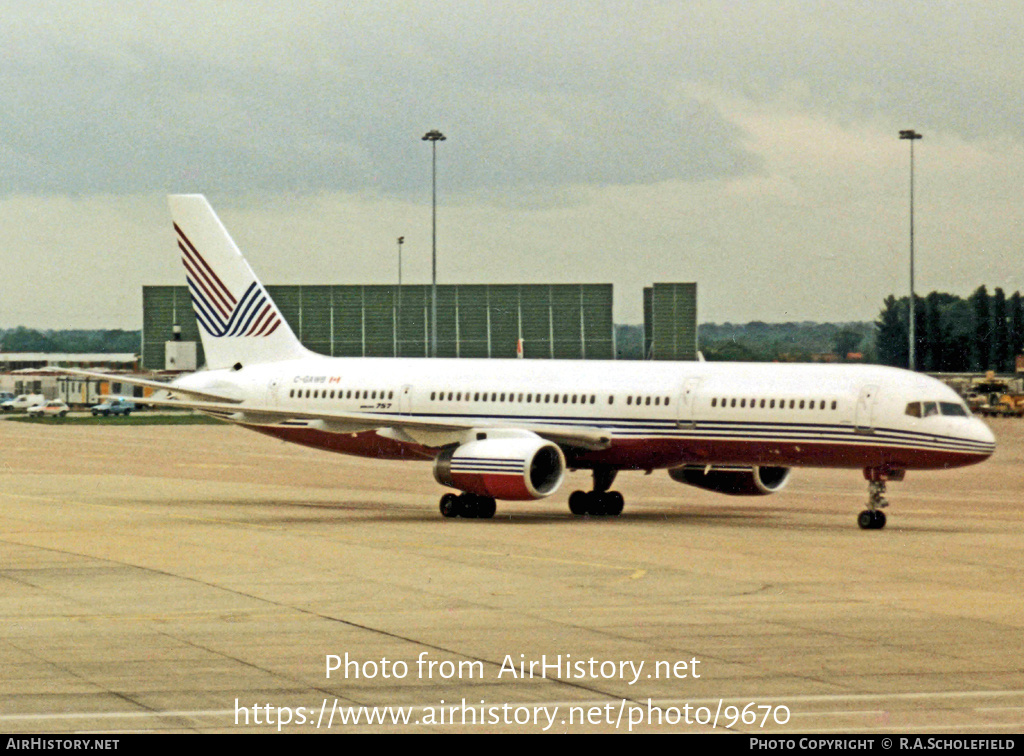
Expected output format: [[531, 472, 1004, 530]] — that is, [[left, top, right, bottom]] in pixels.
[[940, 402, 969, 417], [907, 400, 970, 418]]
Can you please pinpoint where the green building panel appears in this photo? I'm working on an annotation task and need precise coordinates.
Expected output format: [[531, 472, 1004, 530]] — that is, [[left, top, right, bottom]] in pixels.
[[297, 286, 334, 344], [646, 283, 698, 361], [142, 282, 614, 369], [142, 286, 205, 370]]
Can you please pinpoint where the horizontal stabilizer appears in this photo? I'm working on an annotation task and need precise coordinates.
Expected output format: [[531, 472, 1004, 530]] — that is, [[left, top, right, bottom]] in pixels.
[[53, 368, 244, 404]]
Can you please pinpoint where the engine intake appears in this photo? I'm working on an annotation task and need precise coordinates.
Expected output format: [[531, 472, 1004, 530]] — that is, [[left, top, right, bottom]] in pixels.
[[434, 435, 565, 500], [668, 465, 791, 496]]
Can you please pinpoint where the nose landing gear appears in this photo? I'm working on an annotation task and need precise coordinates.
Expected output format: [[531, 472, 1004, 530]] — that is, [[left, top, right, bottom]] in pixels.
[[858, 468, 903, 530]]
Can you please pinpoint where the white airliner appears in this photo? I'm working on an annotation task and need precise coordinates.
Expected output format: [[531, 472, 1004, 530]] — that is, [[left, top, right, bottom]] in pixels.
[[70, 195, 996, 529]]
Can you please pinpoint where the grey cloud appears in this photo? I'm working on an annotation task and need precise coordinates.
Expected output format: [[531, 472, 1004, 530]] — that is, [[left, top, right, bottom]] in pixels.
[[2, 1, 1022, 199], [0, 6, 763, 198]]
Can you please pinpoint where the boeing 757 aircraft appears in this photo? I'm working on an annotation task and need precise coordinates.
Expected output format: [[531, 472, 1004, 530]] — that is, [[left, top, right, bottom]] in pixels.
[[68, 195, 996, 529]]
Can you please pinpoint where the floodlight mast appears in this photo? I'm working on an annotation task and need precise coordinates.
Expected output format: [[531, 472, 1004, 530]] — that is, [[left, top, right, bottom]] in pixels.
[[422, 129, 446, 358], [899, 129, 923, 371]]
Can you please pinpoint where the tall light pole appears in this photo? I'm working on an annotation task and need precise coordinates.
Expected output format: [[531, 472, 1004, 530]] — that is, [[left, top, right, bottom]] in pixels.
[[422, 129, 446, 358], [900, 129, 923, 371], [396, 236, 404, 357]]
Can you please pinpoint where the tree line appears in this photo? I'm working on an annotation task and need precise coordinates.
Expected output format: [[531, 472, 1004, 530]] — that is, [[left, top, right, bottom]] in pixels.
[[0, 327, 141, 354], [697, 321, 872, 362], [876, 288, 1024, 373]]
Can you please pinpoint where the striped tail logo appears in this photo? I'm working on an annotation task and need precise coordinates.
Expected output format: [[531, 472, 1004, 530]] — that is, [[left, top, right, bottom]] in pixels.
[[174, 223, 282, 338]]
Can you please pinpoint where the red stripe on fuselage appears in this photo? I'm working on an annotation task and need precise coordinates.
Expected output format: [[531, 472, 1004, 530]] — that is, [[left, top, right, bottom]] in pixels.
[[248, 424, 435, 460], [242, 424, 988, 472]]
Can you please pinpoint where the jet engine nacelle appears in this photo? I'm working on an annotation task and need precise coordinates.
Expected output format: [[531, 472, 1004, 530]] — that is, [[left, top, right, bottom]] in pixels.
[[433, 434, 566, 501], [668, 464, 792, 496]]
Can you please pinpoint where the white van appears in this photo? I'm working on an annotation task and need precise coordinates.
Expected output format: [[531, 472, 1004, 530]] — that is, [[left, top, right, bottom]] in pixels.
[[1, 394, 46, 412]]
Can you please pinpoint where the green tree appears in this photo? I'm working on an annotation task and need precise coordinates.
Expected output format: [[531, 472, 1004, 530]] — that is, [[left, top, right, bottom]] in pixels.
[[1009, 292, 1024, 367], [969, 286, 991, 371], [992, 288, 1009, 372], [875, 295, 907, 368], [834, 328, 862, 360]]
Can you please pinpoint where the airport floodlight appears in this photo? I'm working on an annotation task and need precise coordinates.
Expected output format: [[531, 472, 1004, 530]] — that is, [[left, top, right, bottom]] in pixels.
[[899, 129, 923, 371], [422, 130, 446, 357]]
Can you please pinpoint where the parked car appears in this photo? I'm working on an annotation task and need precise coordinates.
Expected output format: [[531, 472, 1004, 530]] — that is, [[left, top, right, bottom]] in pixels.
[[27, 400, 70, 418], [91, 397, 136, 416], [1, 394, 45, 412]]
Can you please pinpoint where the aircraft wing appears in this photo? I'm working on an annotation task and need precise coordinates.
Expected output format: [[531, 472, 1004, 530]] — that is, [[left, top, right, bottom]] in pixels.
[[53, 368, 244, 404], [137, 396, 612, 451]]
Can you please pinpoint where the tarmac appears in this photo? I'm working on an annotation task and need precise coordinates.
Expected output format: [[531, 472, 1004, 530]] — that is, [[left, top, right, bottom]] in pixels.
[[1, 417, 1022, 733]]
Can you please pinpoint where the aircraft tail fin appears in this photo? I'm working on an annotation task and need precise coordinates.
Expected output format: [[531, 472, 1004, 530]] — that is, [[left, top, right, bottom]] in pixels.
[[169, 194, 309, 370]]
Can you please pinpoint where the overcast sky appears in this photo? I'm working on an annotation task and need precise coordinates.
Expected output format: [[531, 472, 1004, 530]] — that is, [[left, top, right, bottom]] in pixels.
[[2, 0, 1023, 329]]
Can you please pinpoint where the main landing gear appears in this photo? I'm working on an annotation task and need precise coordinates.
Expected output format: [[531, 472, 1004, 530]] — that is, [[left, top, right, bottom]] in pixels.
[[569, 467, 625, 517], [439, 492, 497, 519], [858, 468, 903, 530]]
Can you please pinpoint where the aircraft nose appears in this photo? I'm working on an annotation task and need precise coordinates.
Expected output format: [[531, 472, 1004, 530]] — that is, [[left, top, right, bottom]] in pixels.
[[972, 418, 997, 456]]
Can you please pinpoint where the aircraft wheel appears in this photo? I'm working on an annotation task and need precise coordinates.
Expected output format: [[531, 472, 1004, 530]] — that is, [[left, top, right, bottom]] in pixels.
[[477, 497, 497, 519], [603, 491, 624, 516], [458, 494, 481, 518], [858, 510, 886, 530], [569, 490, 589, 516], [440, 493, 460, 518]]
